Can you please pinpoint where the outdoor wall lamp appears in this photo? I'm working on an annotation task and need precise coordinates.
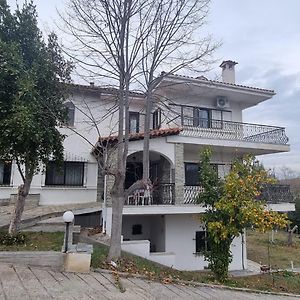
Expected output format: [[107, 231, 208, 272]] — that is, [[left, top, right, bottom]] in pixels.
[[63, 210, 74, 253]]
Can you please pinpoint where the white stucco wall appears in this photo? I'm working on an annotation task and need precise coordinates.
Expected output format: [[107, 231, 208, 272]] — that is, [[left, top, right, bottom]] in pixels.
[[122, 215, 165, 252], [106, 209, 247, 271], [121, 240, 176, 268], [121, 240, 150, 258], [0, 91, 109, 205], [164, 214, 247, 271], [128, 138, 175, 166]]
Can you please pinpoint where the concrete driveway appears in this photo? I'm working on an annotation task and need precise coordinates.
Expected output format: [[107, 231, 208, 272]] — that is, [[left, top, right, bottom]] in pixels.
[[0, 263, 297, 300]]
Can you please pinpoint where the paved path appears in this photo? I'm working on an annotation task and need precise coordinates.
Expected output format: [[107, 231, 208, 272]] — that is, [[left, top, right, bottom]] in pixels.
[[0, 202, 101, 229], [0, 264, 297, 300]]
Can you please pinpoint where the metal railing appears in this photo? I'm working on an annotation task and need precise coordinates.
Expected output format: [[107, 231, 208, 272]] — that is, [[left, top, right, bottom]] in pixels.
[[181, 117, 289, 145], [152, 183, 175, 205], [183, 184, 294, 205], [126, 183, 175, 206], [183, 185, 203, 204], [260, 184, 294, 204]]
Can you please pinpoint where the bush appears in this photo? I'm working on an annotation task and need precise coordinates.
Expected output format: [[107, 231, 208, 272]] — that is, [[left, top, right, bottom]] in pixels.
[[0, 231, 27, 246]]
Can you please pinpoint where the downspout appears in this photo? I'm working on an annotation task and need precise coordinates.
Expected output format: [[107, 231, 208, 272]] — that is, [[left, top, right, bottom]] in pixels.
[[102, 174, 107, 234], [102, 149, 108, 234], [241, 229, 245, 270]]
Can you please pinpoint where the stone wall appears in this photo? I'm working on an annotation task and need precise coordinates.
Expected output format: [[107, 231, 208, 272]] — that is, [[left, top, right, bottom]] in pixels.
[[174, 143, 184, 204], [96, 161, 104, 203], [104, 148, 118, 207]]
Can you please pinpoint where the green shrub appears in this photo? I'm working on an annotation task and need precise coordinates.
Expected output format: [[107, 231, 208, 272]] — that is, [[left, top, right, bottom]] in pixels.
[[0, 231, 27, 245]]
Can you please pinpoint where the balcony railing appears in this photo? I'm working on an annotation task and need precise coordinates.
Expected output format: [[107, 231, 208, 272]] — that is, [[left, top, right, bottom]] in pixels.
[[183, 185, 203, 204], [125, 183, 175, 206], [181, 117, 289, 145], [183, 184, 294, 205], [260, 184, 294, 204]]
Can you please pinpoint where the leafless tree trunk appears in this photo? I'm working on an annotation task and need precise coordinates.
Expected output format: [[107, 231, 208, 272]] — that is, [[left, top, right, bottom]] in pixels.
[[62, 0, 218, 260], [140, 0, 218, 183]]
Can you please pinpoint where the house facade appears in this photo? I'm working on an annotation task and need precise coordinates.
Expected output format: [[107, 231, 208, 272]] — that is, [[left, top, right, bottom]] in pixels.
[[0, 60, 292, 271]]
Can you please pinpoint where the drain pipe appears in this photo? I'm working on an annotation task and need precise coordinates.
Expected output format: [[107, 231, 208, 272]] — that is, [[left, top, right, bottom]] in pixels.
[[102, 149, 108, 234], [241, 230, 245, 270], [102, 174, 107, 234]]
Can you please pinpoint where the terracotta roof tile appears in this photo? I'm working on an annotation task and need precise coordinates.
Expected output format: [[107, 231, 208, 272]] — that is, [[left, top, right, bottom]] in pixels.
[[97, 127, 182, 146]]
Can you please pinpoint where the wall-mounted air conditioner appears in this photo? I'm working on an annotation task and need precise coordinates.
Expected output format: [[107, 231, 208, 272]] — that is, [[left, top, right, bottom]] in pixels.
[[216, 96, 229, 109]]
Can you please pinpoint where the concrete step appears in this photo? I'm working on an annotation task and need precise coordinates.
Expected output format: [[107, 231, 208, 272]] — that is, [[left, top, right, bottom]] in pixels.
[[0, 251, 64, 270]]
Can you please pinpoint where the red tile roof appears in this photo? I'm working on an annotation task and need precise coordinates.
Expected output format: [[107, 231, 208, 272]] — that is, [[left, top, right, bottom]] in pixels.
[[97, 127, 182, 146]]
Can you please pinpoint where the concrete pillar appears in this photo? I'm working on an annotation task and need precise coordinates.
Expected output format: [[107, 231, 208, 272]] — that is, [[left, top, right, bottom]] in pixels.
[[174, 143, 184, 204]]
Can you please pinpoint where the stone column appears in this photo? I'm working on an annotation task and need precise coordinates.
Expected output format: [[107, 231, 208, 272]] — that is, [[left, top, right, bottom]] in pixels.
[[96, 163, 104, 203], [174, 143, 184, 204], [104, 148, 118, 207]]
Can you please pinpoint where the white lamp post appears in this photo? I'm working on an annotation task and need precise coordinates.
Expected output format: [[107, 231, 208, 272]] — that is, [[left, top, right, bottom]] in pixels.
[[63, 211, 74, 253]]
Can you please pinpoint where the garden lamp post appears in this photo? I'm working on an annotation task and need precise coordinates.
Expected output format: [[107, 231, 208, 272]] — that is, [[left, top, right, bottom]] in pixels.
[[63, 211, 74, 253]]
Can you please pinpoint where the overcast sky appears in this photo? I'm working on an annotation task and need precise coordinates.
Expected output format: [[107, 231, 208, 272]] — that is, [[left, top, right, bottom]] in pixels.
[[7, 0, 300, 176]]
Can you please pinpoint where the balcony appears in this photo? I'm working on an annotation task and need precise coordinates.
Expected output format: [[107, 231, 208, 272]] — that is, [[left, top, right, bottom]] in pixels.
[[181, 117, 289, 145], [126, 183, 175, 206], [183, 184, 294, 205], [125, 183, 293, 206], [260, 184, 294, 204]]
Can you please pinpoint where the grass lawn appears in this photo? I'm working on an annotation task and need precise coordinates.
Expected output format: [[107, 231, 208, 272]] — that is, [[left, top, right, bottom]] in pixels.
[[91, 243, 213, 284], [232, 271, 300, 294], [246, 230, 300, 270], [0, 231, 64, 251], [91, 242, 300, 294]]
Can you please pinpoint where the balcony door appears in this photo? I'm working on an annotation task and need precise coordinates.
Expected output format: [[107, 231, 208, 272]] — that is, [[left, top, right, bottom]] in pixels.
[[193, 108, 210, 128]]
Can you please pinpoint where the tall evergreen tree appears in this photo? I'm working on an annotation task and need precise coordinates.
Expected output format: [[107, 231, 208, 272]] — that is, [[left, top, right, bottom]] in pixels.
[[0, 1, 72, 233]]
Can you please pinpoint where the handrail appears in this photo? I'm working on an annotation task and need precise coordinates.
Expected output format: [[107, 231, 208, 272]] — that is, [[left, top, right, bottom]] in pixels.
[[181, 117, 289, 145]]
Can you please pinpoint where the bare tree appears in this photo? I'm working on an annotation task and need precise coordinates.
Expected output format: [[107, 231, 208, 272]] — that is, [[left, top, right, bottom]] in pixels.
[[279, 166, 298, 180], [61, 0, 217, 260], [138, 0, 218, 181]]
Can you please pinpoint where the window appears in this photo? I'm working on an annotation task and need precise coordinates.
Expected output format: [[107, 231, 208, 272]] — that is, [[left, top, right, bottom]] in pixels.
[[129, 112, 139, 134], [45, 161, 84, 186], [132, 224, 142, 235], [179, 104, 232, 129], [185, 163, 200, 186], [0, 160, 12, 185], [185, 162, 222, 185], [152, 109, 161, 130], [193, 108, 210, 128], [64, 102, 75, 126], [195, 231, 210, 253]]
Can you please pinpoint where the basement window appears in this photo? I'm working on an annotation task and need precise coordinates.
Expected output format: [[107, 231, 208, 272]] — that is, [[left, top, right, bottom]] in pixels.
[[132, 224, 142, 235], [195, 230, 210, 254]]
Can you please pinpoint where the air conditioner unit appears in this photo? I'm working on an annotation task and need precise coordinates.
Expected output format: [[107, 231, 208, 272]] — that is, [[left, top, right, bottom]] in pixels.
[[216, 96, 229, 109]]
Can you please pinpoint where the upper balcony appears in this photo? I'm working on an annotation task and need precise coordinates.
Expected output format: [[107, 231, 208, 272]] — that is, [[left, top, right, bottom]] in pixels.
[[180, 116, 289, 146]]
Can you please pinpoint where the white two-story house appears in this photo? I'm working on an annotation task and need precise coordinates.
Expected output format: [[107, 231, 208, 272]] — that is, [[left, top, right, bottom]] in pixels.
[[0, 60, 292, 271]]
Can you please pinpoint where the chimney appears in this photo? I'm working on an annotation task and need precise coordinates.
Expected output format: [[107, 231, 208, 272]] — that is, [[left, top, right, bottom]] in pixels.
[[220, 60, 238, 84]]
